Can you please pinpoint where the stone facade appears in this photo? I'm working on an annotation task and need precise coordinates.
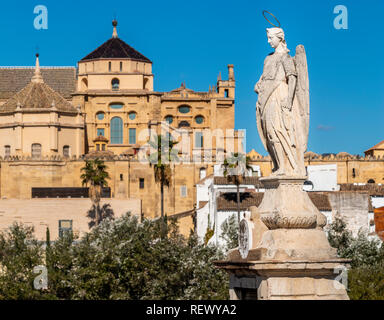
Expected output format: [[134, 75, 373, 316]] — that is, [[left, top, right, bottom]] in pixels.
[[248, 149, 384, 185]]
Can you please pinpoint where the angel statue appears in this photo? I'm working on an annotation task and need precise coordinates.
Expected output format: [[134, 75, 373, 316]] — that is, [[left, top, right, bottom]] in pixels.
[[254, 27, 309, 177]]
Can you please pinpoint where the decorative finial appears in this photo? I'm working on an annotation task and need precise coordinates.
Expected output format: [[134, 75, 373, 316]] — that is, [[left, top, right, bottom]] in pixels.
[[31, 53, 43, 83], [217, 72, 221, 81], [112, 19, 118, 38]]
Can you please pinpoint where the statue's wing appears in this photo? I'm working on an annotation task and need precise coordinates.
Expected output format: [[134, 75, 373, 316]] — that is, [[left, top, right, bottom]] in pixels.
[[293, 45, 310, 151]]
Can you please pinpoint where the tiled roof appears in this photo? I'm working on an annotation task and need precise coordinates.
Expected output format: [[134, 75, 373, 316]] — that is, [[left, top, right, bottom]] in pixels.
[[1, 81, 77, 113], [84, 150, 115, 160], [339, 184, 384, 196], [214, 176, 263, 188], [80, 37, 151, 63], [365, 140, 384, 152], [217, 192, 332, 212], [0, 68, 76, 100]]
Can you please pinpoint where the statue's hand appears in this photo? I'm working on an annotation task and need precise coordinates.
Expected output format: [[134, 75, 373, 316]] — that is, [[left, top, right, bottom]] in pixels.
[[281, 98, 292, 111], [254, 82, 260, 93]]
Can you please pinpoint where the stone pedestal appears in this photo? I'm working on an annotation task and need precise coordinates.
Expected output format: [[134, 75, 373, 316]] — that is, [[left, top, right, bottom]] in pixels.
[[215, 176, 350, 300]]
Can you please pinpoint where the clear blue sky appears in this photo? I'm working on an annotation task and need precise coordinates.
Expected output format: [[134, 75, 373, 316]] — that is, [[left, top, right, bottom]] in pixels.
[[1, 0, 383, 155]]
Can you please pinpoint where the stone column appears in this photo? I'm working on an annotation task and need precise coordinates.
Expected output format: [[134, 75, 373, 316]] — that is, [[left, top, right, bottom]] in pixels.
[[215, 178, 350, 300]]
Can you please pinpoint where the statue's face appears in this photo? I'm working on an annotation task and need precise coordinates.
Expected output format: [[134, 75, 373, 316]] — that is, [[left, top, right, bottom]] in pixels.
[[267, 35, 281, 49]]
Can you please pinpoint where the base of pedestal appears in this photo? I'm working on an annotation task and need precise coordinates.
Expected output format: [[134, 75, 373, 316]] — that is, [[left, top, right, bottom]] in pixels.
[[215, 259, 350, 300]]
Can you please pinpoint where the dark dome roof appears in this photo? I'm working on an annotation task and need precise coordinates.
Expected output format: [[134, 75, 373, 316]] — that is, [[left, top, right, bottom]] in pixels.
[[81, 37, 151, 63]]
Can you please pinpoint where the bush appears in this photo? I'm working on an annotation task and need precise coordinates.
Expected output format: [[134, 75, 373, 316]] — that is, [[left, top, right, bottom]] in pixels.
[[0, 214, 228, 300], [327, 217, 384, 300]]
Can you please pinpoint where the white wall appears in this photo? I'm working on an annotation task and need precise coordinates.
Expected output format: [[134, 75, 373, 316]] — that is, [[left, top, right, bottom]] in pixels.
[[306, 164, 339, 192]]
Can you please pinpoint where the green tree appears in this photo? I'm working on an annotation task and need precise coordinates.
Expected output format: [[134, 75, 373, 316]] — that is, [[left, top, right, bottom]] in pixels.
[[222, 152, 253, 224], [86, 203, 114, 228], [327, 217, 384, 300], [0, 223, 49, 299], [80, 158, 110, 227], [148, 134, 178, 237], [220, 215, 239, 251]]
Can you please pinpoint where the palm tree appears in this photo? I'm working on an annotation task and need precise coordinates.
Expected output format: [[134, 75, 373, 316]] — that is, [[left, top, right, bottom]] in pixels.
[[222, 152, 254, 224], [87, 203, 114, 228], [148, 134, 179, 220], [80, 158, 110, 227]]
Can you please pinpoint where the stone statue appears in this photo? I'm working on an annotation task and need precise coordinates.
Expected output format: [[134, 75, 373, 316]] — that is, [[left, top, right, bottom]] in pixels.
[[254, 27, 309, 177]]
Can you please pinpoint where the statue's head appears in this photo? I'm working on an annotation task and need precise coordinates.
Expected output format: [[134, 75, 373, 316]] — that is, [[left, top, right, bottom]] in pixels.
[[266, 28, 288, 52]]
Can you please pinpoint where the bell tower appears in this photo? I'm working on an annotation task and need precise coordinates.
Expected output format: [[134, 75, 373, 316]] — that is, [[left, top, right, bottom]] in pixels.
[[217, 64, 235, 98]]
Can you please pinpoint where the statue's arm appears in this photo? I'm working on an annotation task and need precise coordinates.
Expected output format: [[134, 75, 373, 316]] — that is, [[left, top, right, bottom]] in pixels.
[[287, 75, 297, 110], [254, 75, 263, 93], [282, 55, 298, 111]]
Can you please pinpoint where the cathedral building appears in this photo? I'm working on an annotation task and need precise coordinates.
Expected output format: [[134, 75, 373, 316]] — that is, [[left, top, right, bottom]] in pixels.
[[0, 20, 241, 237]]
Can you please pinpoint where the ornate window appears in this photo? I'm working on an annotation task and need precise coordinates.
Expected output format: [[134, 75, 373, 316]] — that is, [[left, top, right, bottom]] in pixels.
[[195, 115, 204, 124], [165, 115, 173, 124], [31, 143, 42, 159], [110, 103, 123, 109], [96, 112, 105, 120], [63, 145, 70, 158], [129, 128, 136, 144], [112, 78, 120, 90], [59, 220, 72, 238], [128, 112, 136, 120], [178, 121, 190, 128], [110, 117, 123, 144], [195, 132, 203, 148], [178, 105, 191, 114], [97, 128, 105, 136]]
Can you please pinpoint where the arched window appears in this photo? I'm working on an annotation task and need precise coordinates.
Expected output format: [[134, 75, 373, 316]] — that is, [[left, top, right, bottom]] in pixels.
[[368, 179, 375, 184], [31, 143, 42, 159], [143, 77, 149, 90], [96, 112, 105, 120], [128, 112, 136, 120], [110, 117, 123, 144], [195, 115, 204, 124], [178, 121, 190, 128], [165, 115, 173, 124], [81, 78, 88, 91], [63, 145, 70, 157], [112, 78, 120, 90]]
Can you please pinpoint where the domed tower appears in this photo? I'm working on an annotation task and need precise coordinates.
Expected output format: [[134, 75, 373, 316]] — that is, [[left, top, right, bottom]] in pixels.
[[76, 20, 153, 93]]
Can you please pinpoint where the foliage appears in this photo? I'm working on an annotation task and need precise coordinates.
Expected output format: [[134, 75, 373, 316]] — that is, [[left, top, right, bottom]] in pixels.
[[220, 215, 239, 251], [86, 203, 115, 228], [327, 217, 384, 300], [0, 223, 49, 299], [222, 152, 253, 185], [0, 214, 229, 300], [148, 134, 179, 229], [80, 158, 110, 190], [80, 158, 110, 226]]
